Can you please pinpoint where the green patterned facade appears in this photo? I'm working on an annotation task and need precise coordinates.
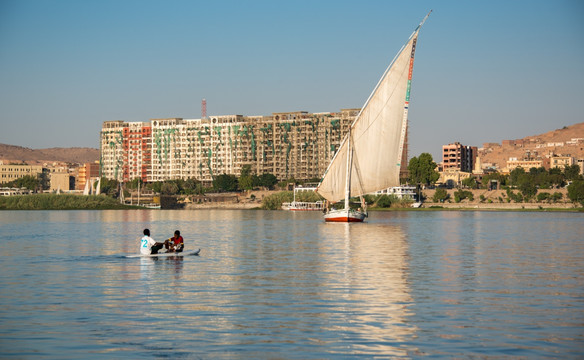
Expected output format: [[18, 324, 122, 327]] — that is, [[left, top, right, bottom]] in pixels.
[[100, 109, 358, 184]]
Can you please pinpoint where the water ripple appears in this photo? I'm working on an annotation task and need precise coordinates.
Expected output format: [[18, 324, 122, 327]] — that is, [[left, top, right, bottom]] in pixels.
[[0, 210, 582, 358]]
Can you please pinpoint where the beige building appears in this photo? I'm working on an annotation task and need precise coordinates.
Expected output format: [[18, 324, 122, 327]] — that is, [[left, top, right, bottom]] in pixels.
[[439, 168, 472, 187], [0, 162, 43, 184], [101, 109, 364, 184], [549, 156, 574, 170], [577, 158, 584, 175], [505, 159, 544, 173], [50, 172, 75, 192]]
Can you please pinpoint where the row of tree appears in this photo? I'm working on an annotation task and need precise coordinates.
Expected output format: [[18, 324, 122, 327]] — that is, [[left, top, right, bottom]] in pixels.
[[407, 152, 584, 206], [1, 175, 41, 191], [1, 174, 50, 191], [2, 168, 286, 197], [119, 165, 280, 196], [215, 165, 278, 192], [476, 165, 582, 191], [432, 186, 576, 205], [407, 153, 583, 189]]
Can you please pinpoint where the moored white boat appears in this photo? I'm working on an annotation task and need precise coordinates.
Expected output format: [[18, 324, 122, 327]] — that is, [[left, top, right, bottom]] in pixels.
[[281, 183, 324, 211], [282, 201, 325, 211], [141, 203, 161, 209]]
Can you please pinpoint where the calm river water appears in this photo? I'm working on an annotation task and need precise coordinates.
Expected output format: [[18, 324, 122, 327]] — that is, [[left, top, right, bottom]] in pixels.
[[0, 210, 582, 359]]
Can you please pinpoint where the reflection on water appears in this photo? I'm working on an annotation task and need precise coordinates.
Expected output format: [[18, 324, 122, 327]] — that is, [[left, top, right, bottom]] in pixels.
[[0, 210, 582, 358], [404, 211, 584, 357], [318, 222, 415, 356]]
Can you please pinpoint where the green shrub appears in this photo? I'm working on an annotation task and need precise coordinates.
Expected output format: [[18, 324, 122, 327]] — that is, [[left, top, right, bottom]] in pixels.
[[261, 191, 293, 210], [506, 189, 523, 203], [453, 190, 473, 203], [295, 191, 324, 203], [376, 195, 395, 208], [537, 192, 551, 203], [363, 194, 377, 205], [433, 188, 449, 202]]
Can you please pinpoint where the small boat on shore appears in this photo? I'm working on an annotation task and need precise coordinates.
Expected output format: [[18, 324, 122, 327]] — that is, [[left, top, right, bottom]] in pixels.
[[140, 203, 161, 209]]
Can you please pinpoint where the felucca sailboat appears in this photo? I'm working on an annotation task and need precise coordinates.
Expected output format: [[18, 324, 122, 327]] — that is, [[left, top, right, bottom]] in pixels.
[[316, 12, 430, 222]]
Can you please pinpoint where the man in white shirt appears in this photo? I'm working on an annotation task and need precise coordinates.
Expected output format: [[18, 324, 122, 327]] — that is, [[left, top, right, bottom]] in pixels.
[[140, 228, 164, 255]]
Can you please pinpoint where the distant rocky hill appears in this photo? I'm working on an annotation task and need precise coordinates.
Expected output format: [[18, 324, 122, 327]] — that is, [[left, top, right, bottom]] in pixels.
[[0, 144, 99, 165], [479, 122, 584, 170]]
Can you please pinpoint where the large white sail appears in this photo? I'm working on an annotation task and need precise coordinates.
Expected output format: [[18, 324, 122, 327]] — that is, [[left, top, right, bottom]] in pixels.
[[317, 25, 423, 203]]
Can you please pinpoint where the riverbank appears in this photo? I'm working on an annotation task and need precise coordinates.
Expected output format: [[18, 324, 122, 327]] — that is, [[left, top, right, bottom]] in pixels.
[[418, 202, 580, 211], [0, 194, 136, 210], [183, 190, 270, 210], [2, 189, 580, 211], [419, 188, 581, 211], [185, 202, 261, 210], [182, 189, 582, 212]]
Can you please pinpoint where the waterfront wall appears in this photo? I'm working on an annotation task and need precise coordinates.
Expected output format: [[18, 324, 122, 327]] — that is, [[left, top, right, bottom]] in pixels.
[[421, 188, 577, 209]]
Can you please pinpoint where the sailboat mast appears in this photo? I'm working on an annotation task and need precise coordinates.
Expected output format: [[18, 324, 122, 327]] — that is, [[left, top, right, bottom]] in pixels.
[[316, 11, 431, 205], [418, 10, 432, 29], [344, 128, 352, 210]]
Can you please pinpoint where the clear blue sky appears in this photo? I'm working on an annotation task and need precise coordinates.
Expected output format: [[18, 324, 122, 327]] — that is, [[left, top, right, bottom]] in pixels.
[[1, 0, 583, 161]]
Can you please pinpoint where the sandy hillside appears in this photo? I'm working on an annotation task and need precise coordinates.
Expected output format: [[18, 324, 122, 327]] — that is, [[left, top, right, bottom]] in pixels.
[[0, 144, 99, 164]]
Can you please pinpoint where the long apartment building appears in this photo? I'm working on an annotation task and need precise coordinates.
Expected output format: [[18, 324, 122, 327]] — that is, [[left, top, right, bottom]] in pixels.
[[101, 109, 366, 184]]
